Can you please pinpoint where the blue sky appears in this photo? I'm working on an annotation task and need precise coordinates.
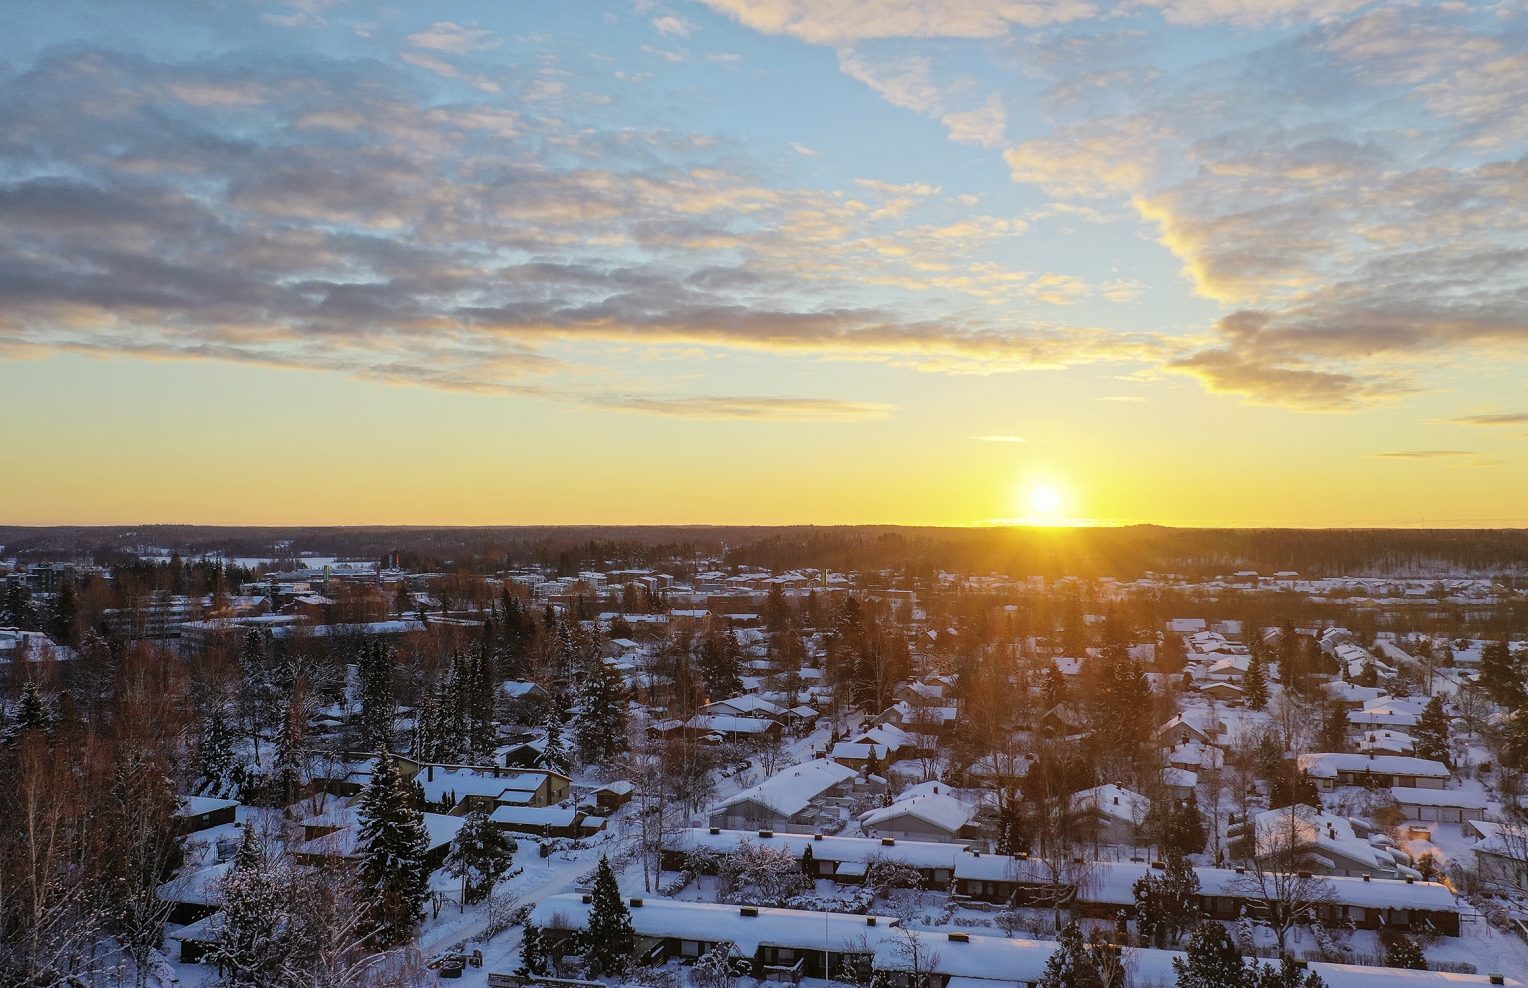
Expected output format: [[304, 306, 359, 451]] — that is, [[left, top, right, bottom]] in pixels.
[[2, 1, 1526, 525]]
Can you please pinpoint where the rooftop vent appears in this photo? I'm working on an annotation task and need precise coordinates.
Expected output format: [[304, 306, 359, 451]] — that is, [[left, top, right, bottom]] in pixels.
[[866, 917, 877, 926], [1151, 860, 1166, 870], [882, 837, 896, 846], [1362, 874, 1370, 882], [947, 933, 970, 944], [630, 898, 644, 908], [709, 827, 721, 835], [814, 833, 824, 841], [1406, 876, 1415, 884], [581, 894, 593, 904], [759, 830, 774, 838], [740, 906, 759, 918]]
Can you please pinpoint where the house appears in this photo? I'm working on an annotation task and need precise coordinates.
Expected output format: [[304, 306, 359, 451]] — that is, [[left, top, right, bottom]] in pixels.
[[1469, 819, 1528, 888], [1390, 787, 1487, 824], [525, 895, 1497, 988], [174, 796, 238, 834], [1296, 753, 1450, 792], [1168, 618, 1207, 635], [292, 806, 464, 869], [1232, 805, 1412, 879], [157, 860, 232, 924], [1068, 785, 1149, 846], [1160, 767, 1198, 800], [664, 831, 1463, 937], [498, 680, 551, 720], [1038, 703, 1088, 737], [1358, 730, 1415, 755], [530, 894, 896, 982], [858, 783, 981, 844], [1196, 681, 1246, 702], [407, 763, 573, 812], [708, 759, 860, 833], [700, 694, 788, 720], [1165, 741, 1224, 772], [1156, 712, 1221, 748], [488, 804, 591, 839], [592, 779, 636, 812], [685, 714, 783, 743]]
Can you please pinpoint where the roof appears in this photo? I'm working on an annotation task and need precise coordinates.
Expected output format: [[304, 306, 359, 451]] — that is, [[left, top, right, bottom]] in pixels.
[[176, 795, 239, 817], [712, 760, 857, 818], [489, 805, 578, 828], [1069, 784, 1149, 824], [530, 894, 898, 956], [1390, 787, 1487, 809], [860, 791, 977, 835], [1297, 753, 1450, 780]]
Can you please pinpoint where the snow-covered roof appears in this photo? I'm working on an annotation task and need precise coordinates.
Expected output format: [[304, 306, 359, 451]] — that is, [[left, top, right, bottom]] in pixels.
[[1297, 753, 1450, 780], [530, 894, 898, 956], [712, 760, 857, 817], [176, 795, 239, 817], [1390, 787, 1487, 809], [860, 790, 976, 836], [488, 805, 578, 828], [1069, 784, 1148, 824]]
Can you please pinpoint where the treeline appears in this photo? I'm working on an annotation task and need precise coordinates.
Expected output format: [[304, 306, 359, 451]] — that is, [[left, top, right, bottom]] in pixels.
[[7, 525, 1528, 580]]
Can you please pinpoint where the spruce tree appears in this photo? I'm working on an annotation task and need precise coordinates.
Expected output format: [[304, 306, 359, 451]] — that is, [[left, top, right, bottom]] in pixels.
[[1038, 921, 1101, 988], [1244, 653, 1269, 710], [357, 755, 431, 946], [585, 855, 635, 976], [271, 705, 301, 807], [575, 662, 628, 765], [357, 637, 396, 752], [198, 707, 242, 798], [1414, 695, 1451, 767], [1173, 923, 1250, 988], [518, 921, 548, 977], [443, 810, 516, 904], [9, 680, 52, 740], [213, 828, 293, 987], [1480, 640, 1524, 708]]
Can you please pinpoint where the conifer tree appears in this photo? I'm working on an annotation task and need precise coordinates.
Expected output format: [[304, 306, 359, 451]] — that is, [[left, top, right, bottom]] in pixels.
[[213, 828, 293, 987], [271, 705, 302, 807], [541, 711, 570, 773], [1244, 652, 1269, 710], [1480, 640, 1524, 708], [1413, 695, 1451, 767], [198, 707, 242, 798], [9, 680, 52, 740], [575, 662, 628, 765], [1173, 923, 1250, 988], [357, 637, 396, 752], [518, 921, 548, 977], [585, 855, 635, 976], [356, 755, 431, 946], [443, 810, 516, 904], [1038, 921, 1102, 988]]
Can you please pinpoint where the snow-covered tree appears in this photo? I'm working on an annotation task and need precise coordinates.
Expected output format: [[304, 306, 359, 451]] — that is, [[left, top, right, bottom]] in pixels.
[[541, 710, 570, 773], [443, 810, 517, 904], [518, 921, 548, 977], [356, 755, 430, 946], [1173, 922, 1250, 988], [584, 854, 635, 976], [575, 663, 628, 765], [690, 941, 737, 988], [212, 828, 298, 987], [197, 707, 244, 798]]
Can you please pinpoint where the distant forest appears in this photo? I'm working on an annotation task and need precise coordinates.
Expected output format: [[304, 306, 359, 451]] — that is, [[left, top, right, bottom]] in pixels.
[[4, 524, 1528, 581]]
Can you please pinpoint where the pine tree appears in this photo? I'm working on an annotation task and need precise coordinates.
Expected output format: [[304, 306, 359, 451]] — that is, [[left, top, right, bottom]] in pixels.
[[1173, 923, 1251, 988], [801, 843, 815, 876], [356, 755, 431, 946], [47, 580, 79, 646], [198, 707, 242, 798], [1244, 653, 1269, 710], [443, 810, 517, 904], [1038, 921, 1101, 988], [1253, 957, 1327, 988], [271, 705, 302, 807], [1501, 705, 1528, 769], [1133, 851, 1201, 948], [518, 921, 548, 977], [575, 662, 628, 765], [541, 711, 570, 772], [213, 828, 294, 987], [1319, 700, 1348, 751], [8, 680, 52, 740], [1413, 695, 1451, 767], [585, 855, 635, 976], [1382, 932, 1426, 969], [1481, 640, 1524, 708], [357, 637, 396, 752]]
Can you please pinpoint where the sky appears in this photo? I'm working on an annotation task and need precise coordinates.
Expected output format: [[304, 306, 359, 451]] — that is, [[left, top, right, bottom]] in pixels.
[[1, 0, 1526, 528]]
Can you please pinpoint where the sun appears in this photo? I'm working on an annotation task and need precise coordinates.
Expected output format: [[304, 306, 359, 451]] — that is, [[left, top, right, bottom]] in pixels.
[[1028, 484, 1063, 517]]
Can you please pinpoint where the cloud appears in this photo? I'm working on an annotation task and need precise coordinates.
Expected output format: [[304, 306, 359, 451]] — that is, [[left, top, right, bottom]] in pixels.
[[0, 47, 1166, 422], [406, 22, 502, 53], [1447, 412, 1528, 428], [1367, 449, 1475, 459], [941, 93, 1007, 148], [971, 434, 1027, 442], [789, 141, 821, 156], [695, 0, 1099, 44], [653, 15, 697, 38], [592, 395, 894, 420]]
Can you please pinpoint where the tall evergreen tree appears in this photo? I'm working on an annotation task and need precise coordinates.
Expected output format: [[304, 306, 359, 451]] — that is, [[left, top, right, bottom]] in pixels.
[[1480, 640, 1524, 708], [1244, 652, 1269, 711], [357, 637, 396, 752], [1038, 921, 1102, 988], [356, 756, 431, 946], [517, 922, 548, 977], [197, 707, 243, 798], [541, 711, 570, 773], [212, 828, 294, 987], [1413, 695, 1451, 767], [585, 855, 635, 976], [1173, 923, 1250, 988], [574, 662, 628, 765], [8, 680, 53, 741], [443, 810, 516, 904]]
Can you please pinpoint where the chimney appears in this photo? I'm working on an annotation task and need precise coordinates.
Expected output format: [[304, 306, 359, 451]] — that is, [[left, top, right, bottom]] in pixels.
[[947, 933, 970, 943], [882, 837, 896, 846], [814, 833, 824, 841], [866, 917, 877, 926], [759, 830, 774, 838], [1362, 874, 1370, 882], [740, 906, 759, 917], [630, 897, 644, 907], [710, 827, 721, 835]]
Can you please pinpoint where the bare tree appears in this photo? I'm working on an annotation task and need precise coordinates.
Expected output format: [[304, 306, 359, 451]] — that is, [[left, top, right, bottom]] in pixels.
[[1227, 807, 1337, 955]]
